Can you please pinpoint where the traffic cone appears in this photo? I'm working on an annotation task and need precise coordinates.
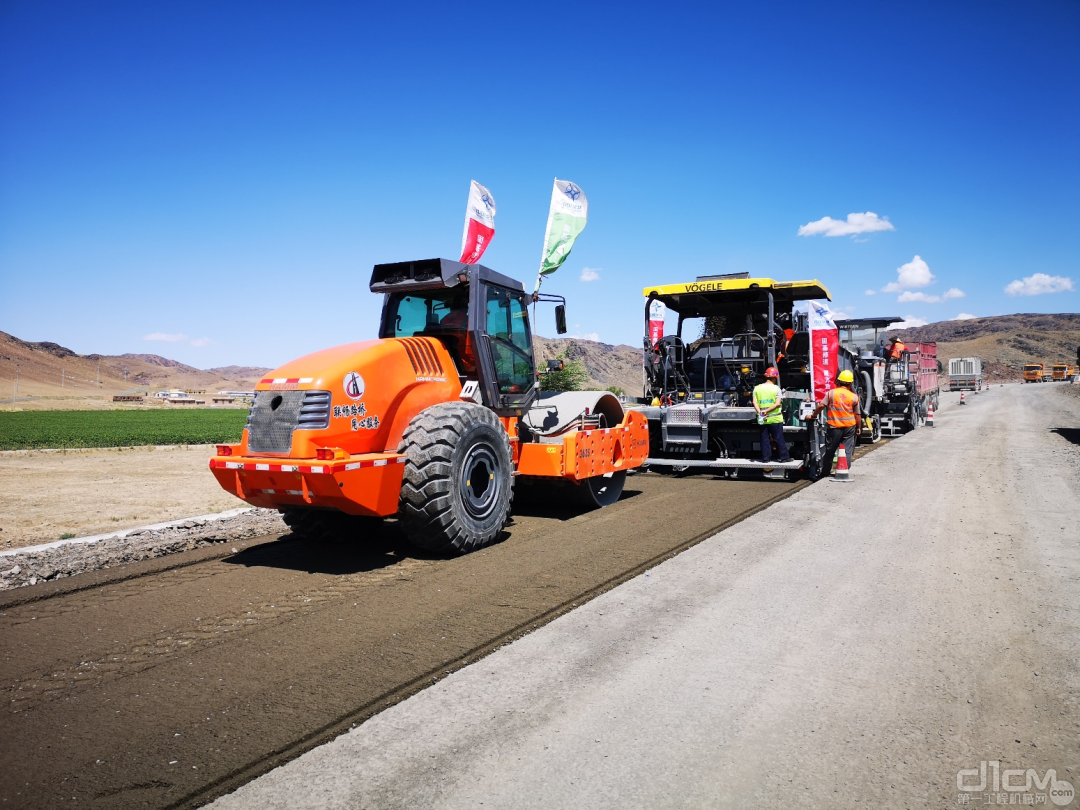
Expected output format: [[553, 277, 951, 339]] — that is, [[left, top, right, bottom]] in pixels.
[[833, 444, 852, 482], [926, 401, 935, 427], [959, 391, 966, 405]]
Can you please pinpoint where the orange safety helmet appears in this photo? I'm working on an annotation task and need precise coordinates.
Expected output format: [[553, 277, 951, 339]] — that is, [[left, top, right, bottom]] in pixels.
[[764, 367, 779, 378]]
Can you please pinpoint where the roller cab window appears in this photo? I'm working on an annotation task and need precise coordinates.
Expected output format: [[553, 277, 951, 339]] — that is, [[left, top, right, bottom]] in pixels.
[[484, 286, 535, 394], [381, 290, 469, 338]]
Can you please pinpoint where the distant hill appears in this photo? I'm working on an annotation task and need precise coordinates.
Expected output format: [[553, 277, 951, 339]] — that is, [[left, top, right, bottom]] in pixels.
[[891, 313, 1080, 381], [534, 336, 642, 396], [0, 331, 271, 408], [19, 315, 1068, 408], [117, 353, 201, 371], [0, 329, 641, 409]]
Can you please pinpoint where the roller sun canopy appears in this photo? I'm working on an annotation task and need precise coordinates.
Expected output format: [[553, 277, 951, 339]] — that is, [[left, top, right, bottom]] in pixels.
[[642, 277, 831, 317]]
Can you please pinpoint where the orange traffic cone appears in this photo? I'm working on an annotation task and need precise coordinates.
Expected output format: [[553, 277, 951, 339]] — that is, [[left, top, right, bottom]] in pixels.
[[960, 391, 966, 405], [833, 444, 852, 482], [926, 401, 935, 427]]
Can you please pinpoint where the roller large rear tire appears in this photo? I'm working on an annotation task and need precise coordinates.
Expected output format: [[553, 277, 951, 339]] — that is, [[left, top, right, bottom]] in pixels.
[[398, 402, 513, 555]]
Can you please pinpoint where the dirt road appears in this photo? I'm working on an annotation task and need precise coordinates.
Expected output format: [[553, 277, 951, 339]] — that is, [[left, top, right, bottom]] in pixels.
[[0, 455, 835, 808], [210, 383, 1080, 809]]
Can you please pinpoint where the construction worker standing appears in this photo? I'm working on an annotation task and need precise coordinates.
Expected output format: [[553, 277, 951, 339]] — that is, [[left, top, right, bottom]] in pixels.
[[886, 335, 906, 362], [753, 367, 791, 464], [806, 369, 861, 475]]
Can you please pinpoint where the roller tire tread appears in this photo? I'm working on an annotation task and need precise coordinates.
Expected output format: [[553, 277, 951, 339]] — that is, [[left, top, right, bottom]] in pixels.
[[397, 402, 513, 555]]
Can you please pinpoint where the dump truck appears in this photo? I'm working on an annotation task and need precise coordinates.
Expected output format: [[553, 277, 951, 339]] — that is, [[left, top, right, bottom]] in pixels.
[[835, 318, 894, 443], [1052, 363, 1070, 382], [880, 335, 939, 436], [948, 356, 983, 391], [1042, 367, 1054, 382], [835, 318, 939, 440], [635, 274, 853, 480], [1023, 363, 1044, 383], [209, 258, 649, 554]]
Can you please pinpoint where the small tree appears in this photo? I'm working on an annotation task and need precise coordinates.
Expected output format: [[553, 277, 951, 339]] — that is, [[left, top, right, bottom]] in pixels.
[[540, 350, 589, 392]]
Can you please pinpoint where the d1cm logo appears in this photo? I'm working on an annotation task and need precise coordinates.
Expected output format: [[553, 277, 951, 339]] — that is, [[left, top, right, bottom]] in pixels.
[[343, 372, 365, 401]]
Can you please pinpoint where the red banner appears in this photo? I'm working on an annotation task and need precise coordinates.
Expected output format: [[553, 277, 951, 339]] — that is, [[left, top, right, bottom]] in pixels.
[[808, 300, 838, 403], [459, 180, 496, 265], [460, 218, 494, 265], [648, 299, 666, 346]]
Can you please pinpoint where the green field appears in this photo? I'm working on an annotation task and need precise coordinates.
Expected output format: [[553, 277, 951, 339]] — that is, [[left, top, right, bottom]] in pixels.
[[0, 409, 249, 450]]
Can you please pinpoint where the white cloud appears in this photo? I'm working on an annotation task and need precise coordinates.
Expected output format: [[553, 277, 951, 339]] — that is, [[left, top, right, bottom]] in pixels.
[[144, 332, 188, 342], [864, 289, 876, 296], [579, 267, 600, 282], [798, 212, 896, 238], [572, 332, 601, 342], [1004, 273, 1075, 296], [895, 287, 964, 304], [893, 315, 929, 329], [143, 332, 210, 347], [953, 313, 977, 320], [882, 255, 934, 292], [897, 291, 941, 304]]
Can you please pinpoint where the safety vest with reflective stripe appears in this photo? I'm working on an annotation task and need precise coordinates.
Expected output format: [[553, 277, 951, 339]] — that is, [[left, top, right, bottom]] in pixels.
[[753, 382, 784, 424], [887, 340, 906, 360], [824, 387, 859, 428]]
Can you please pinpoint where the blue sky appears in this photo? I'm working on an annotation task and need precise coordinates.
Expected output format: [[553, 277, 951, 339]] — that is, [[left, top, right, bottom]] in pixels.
[[1, 0, 1077, 369]]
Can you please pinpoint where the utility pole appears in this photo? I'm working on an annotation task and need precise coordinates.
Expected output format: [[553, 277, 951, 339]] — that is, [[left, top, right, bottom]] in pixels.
[[61, 368, 65, 389]]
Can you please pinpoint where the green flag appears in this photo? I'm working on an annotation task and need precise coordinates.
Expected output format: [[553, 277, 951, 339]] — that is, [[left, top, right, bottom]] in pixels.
[[534, 179, 588, 293]]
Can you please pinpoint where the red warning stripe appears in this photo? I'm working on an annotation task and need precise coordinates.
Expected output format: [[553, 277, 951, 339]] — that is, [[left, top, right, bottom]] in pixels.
[[209, 456, 406, 474], [258, 377, 314, 385]]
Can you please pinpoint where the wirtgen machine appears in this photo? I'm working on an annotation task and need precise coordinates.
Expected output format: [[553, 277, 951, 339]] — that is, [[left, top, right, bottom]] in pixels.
[[210, 259, 649, 554], [835, 317, 940, 438], [637, 274, 859, 480]]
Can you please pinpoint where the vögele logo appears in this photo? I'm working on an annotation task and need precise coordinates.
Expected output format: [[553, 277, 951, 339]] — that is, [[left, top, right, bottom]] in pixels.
[[957, 760, 1074, 806]]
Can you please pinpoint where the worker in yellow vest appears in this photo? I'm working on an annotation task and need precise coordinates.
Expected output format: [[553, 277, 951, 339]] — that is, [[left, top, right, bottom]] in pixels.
[[806, 369, 862, 475], [753, 367, 791, 464]]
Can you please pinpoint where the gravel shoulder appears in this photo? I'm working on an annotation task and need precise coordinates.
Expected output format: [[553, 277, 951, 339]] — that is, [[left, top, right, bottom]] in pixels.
[[211, 383, 1080, 809], [0, 444, 247, 549]]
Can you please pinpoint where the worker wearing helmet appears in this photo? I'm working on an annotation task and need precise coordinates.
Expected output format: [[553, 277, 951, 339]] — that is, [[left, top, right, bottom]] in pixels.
[[753, 367, 791, 464], [806, 368, 861, 476]]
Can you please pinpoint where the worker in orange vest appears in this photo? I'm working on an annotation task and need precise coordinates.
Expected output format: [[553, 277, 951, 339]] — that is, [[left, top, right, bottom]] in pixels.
[[886, 336, 906, 360], [806, 369, 862, 475]]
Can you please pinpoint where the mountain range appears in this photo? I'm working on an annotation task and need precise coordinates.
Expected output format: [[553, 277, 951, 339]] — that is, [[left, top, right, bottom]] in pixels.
[[2, 312, 1076, 408]]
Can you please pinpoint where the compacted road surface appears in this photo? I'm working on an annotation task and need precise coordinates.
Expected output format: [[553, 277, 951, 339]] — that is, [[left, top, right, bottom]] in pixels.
[[210, 384, 1080, 809], [1, 442, 828, 808]]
